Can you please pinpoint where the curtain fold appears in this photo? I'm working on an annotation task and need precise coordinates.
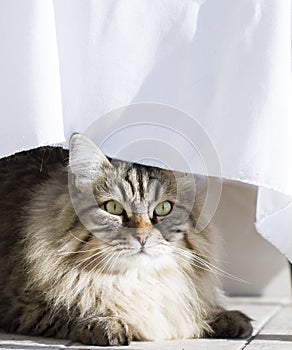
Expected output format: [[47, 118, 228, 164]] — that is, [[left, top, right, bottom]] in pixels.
[[0, 0, 291, 260], [0, 0, 64, 155]]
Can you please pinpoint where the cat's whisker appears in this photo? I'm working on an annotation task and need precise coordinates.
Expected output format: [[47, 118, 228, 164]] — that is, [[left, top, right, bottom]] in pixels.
[[78, 253, 107, 273], [82, 246, 112, 258], [74, 246, 113, 270], [85, 247, 119, 274], [105, 250, 123, 275], [173, 244, 224, 264], [172, 249, 212, 272], [174, 253, 224, 282], [93, 250, 120, 277], [86, 254, 108, 276], [73, 245, 111, 262], [172, 245, 214, 264], [57, 246, 101, 256], [68, 230, 90, 244], [95, 253, 113, 273], [197, 260, 245, 283], [181, 239, 227, 263], [190, 253, 247, 283], [172, 246, 247, 283]]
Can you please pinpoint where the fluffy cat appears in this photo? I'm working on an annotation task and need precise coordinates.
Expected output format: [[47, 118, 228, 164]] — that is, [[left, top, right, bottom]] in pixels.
[[0, 134, 252, 345]]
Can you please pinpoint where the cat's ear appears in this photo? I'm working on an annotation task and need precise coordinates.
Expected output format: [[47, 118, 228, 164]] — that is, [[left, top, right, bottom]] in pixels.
[[69, 133, 112, 178]]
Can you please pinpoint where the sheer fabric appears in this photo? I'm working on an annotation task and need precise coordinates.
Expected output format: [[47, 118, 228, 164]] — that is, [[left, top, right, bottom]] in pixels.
[[0, 0, 291, 260]]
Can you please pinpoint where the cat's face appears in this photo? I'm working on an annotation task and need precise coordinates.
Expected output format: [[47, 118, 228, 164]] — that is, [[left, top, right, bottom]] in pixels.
[[69, 134, 198, 271]]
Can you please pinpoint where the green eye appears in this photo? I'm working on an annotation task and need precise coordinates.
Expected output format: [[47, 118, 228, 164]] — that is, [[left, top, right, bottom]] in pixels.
[[105, 200, 124, 215], [154, 201, 172, 217]]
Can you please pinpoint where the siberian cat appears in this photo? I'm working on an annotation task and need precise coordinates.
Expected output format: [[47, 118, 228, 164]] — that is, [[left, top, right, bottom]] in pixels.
[[0, 134, 252, 346]]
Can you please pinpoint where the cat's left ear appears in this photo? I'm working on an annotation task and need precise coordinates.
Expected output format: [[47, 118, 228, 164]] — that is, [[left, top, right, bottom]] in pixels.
[[69, 133, 112, 178]]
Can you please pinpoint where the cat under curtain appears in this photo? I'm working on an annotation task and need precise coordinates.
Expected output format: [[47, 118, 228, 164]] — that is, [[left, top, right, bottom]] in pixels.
[[0, 134, 252, 345]]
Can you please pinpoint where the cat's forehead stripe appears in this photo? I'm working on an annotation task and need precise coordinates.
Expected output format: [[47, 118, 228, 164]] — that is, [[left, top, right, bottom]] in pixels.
[[124, 171, 135, 197], [136, 166, 146, 200], [124, 166, 147, 200]]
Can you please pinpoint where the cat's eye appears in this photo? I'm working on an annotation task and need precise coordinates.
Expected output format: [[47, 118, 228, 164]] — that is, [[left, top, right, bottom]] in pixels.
[[154, 201, 172, 217], [105, 200, 124, 215]]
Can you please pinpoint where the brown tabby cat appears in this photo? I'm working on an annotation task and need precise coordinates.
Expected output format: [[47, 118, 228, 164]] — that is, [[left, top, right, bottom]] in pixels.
[[0, 134, 252, 346]]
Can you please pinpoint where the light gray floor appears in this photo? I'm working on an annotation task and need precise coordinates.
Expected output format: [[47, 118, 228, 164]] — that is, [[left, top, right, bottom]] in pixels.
[[0, 297, 291, 350]]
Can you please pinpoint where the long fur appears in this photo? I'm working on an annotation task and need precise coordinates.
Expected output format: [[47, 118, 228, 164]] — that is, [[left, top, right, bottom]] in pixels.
[[0, 135, 252, 345]]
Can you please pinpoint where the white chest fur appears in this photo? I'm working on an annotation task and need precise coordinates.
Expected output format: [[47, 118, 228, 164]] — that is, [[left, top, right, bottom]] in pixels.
[[93, 262, 199, 341]]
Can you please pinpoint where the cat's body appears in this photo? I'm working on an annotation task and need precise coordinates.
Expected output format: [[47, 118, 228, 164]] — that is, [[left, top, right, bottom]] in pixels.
[[0, 135, 252, 345]]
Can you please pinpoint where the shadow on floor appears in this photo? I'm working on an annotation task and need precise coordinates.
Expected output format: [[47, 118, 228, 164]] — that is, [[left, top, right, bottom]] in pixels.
[[255, 334, 292, 342]]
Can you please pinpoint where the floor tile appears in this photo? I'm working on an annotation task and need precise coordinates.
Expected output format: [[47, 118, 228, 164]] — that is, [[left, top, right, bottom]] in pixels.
[[0, 331, 68, 349], [244, 304, 292, 350], [67, 339, 247, 350], [258, 305, 292, 335], [244, 342, 292, 350]]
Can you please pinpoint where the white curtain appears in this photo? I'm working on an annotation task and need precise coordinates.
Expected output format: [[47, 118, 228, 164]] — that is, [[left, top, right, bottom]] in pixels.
[[0, 0, 292, 261]]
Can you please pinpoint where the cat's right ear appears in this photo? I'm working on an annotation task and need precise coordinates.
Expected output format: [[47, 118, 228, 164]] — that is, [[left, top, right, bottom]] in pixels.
[[69, 133, 112, 178]]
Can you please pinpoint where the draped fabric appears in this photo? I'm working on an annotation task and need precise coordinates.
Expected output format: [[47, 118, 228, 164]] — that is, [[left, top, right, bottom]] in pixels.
[[0, 1, 292, 260]]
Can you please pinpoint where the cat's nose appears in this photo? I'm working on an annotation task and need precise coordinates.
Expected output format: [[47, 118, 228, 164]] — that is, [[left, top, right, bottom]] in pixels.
[[135, 232, 150, 247], [128, 215, 152, 229]]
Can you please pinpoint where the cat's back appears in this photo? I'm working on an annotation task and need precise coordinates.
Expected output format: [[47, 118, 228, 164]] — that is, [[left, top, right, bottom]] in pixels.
[[0, 146, 68, 262], [0, 147, 68, 194]]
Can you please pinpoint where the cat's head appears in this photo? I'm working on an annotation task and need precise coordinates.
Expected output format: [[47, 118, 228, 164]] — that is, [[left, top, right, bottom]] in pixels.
[[68, 134, 204, 272]]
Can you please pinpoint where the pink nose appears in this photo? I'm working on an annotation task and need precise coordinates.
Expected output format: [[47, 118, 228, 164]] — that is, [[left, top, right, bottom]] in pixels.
[[135, 232, 150, 247]]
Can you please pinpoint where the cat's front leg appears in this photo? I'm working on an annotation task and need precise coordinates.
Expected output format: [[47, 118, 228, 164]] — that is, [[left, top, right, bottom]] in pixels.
[[205, 308, 253, 339], [70, 316, 132, 346]]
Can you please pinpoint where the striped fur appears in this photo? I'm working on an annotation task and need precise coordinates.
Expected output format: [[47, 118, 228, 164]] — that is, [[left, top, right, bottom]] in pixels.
[[0, 134, 252, 345]]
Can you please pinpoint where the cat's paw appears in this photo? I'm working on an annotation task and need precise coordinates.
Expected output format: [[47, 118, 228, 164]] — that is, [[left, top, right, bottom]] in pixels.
[[76, 317, 132, 346], [207, 310, 253, 339]]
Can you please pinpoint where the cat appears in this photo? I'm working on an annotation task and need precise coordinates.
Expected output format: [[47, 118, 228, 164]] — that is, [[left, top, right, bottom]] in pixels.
[[0, 133, 252, 346]]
